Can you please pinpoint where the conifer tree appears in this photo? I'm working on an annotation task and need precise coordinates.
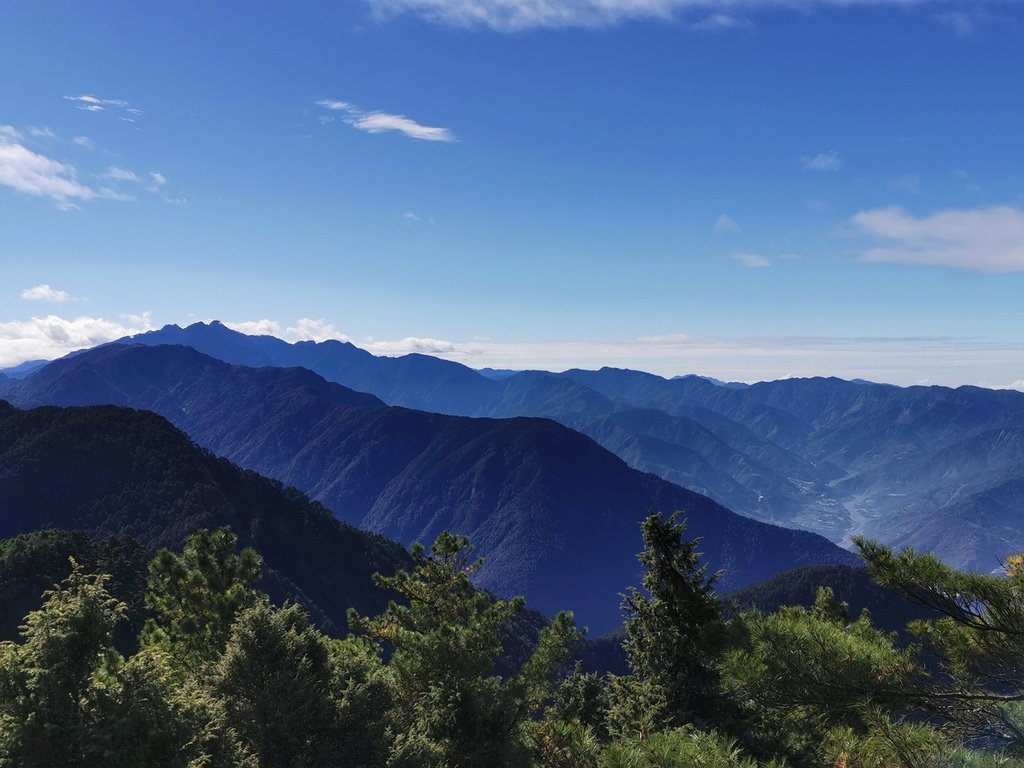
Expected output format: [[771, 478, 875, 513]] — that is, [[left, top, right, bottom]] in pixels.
[[351, 531, 580, 767], [215, 602, 339, 768], [621, 511, 723, 724], [858, 538, 1024, 752], [0, 561, 124, 767], [142, 528, 262, 671]]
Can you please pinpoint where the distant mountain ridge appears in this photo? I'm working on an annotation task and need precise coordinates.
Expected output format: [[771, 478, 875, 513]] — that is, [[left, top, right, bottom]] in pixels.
[[0, 343, 855, 632], [99, 322, 1024, 571]]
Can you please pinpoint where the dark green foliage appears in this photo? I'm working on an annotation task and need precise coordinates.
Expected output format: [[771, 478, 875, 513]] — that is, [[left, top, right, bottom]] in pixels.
[[143, 528, 262, 669], [724, 563, 940, 643], [0, 563, 124, 766], [598, 728, 786, 768], [352, 532, 582, 767], [327, 635, 397, 767], [622, 511, 724, 724], [4, 519, 1023, 767], [0, 530, 149, 652], [858, 539, 1024, 753], [547, 670, 609, 738], [721, 586, 923, 764], [215, 602, 340, 768]]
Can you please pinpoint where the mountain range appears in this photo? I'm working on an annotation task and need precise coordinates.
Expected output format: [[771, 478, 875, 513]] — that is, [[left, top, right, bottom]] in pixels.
[[94, 321, 1024, 572], [0, 343, 854, 632]]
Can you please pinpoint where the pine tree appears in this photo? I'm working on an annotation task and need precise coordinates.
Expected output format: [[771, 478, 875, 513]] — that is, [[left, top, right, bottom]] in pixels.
[[142, 528, 262, 671], [351, 531, 580, 767], [858, 538, 1024, 753], [621, 511, 723, 725]]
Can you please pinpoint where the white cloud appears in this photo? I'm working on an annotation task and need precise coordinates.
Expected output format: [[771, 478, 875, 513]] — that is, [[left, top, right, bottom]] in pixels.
[[365, 337, 459, 355], [27, 127, 57, 139], [72, 136, 95, 150], [0, 133, 131, 209], [713, 214, 741, 233], [98, 166, 171, 197], [223, 319, 283, 337], [63, 94, 130, 112], [0, 125, 21, 140], [315, 99, 456, 142], [851, 205, 1024, 273], [732, 252, 771, 268], [0, 314, 154, 368], [366, 0, 973, 32], [102, 165, 140, 182], [287, 318, 353, 343], [801, 149, 843, 172], [20, 284, 71, 303], [353, 112, 456, 141], [316, 99, 356, 111]]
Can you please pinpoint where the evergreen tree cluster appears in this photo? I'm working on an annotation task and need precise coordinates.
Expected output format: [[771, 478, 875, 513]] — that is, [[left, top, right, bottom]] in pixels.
[[3, 515, 1024, 766]]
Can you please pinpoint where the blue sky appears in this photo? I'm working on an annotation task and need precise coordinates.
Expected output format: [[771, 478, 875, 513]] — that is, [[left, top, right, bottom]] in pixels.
[[1, 0, 1023, 386]]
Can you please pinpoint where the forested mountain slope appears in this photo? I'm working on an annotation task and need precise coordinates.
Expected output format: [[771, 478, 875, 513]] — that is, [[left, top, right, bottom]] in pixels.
[[1, 346, 855, 631], [0, 401, 409, 634], [109, 322, 1024, 571]]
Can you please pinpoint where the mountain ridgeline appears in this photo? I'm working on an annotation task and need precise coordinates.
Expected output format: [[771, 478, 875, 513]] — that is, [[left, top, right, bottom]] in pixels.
[[0, 400, 409, 635], [103, 321, 1024, 571], [0, 344, 854, 632]]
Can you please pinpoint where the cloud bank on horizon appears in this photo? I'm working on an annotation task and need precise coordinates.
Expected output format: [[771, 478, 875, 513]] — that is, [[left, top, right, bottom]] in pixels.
[[2, 313, 1022, 391]]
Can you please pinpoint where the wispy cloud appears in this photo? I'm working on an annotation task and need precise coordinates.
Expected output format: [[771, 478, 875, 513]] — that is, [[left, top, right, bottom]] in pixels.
[[72, 136, 95, 150], [0, 313, 153, 368], [0, 131, 130, 210], [852, 205, 1024, 273], [691, 13, 752, 31], [98, 165, 175, 199], [20, 284, 71, 303], [315, 99, 456, 142], [732, 252, 771, 268], [64, 94, 130, 112], [101, 166, 140, 182], [713, 214, 741, 234], [801, 149, 843, 172], [367, 0, 979, 32]]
